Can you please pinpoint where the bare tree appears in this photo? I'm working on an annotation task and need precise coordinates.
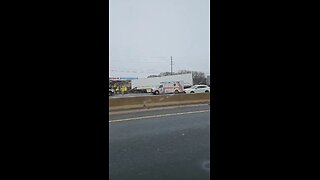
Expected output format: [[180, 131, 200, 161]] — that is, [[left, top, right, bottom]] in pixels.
[[176, 70, 192, 74], [147, 75, 159, 78], [176, 70, 206, 85], [159, 72, 173, 77], [192, 71, 206, 85]]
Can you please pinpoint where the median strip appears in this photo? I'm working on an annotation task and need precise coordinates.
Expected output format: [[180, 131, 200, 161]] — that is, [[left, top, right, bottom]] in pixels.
[[109, 109, 210, 123], [109, 93, 210, 111]]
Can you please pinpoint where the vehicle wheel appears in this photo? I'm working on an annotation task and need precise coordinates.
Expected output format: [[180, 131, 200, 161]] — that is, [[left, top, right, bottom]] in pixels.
[[153, 90, 159, 95], [205, 90, 209, 93], [174, 90, 179, 94], [190, 91, 194, 94]]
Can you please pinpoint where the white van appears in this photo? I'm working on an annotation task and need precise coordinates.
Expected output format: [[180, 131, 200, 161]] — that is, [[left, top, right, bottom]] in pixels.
[[151, 81, 184, 95]]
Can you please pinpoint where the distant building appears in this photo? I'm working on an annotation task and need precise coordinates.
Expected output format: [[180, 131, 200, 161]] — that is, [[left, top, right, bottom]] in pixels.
[[109, 77, 138, 89]]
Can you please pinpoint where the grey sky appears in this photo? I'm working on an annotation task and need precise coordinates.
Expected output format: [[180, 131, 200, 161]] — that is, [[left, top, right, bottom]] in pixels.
[[109, 0, 210, 78]]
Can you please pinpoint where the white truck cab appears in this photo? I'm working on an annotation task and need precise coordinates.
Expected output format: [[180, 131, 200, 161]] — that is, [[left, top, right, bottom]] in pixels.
[[151, 81, 184, 95]]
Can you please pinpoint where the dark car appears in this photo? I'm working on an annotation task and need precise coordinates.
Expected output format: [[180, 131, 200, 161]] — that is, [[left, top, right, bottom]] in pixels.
[[109, 88, 115, 96], [128, 87, 147, 93]]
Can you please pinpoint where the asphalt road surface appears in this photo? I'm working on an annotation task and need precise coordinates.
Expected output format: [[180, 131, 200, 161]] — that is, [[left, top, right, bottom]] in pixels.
[[109, 93, 154, 98], [109, 93, 182, 98], [109, 104, 210, 180]]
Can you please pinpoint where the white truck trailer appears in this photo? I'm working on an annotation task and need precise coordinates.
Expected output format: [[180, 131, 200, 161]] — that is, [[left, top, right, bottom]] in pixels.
[[131, 73, 193, 93]]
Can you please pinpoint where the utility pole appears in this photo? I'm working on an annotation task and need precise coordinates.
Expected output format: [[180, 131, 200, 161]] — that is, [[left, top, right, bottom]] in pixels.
[[170, 56, 173, 75]]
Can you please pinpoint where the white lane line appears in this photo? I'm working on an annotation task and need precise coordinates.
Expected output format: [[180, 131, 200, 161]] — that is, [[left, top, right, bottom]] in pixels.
[[109, 109, 210, 123]]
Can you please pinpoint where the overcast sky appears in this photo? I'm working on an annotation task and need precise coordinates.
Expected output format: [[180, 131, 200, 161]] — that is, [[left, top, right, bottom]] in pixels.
[[109, 0, 209, 78]]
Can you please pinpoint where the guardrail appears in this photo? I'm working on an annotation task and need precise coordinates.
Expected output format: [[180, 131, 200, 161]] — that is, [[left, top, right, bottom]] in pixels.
[[109, 93, 210, 111]]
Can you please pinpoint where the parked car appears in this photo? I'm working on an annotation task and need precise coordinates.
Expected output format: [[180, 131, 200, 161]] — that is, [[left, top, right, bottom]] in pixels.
[[109, 88, 115, 96], [128, 87, 147, 93], [184, 85, 210, 94]]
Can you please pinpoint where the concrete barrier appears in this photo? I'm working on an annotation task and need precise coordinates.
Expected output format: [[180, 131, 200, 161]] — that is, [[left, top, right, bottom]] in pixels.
[[109, 93, 210, 111]]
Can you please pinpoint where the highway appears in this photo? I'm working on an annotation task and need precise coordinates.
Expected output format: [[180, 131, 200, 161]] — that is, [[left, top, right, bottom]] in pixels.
[[109, 93, 154, 98], [109, 104, 210, 180], [109, 93, 179, 99]]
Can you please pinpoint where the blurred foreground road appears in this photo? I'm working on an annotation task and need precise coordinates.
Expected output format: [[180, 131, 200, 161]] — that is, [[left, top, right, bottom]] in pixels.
[[109, 104, 210, 180]]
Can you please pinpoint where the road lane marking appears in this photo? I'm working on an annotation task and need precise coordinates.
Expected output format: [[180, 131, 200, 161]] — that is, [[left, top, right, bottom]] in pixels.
[[109, 109, 210, 123]]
